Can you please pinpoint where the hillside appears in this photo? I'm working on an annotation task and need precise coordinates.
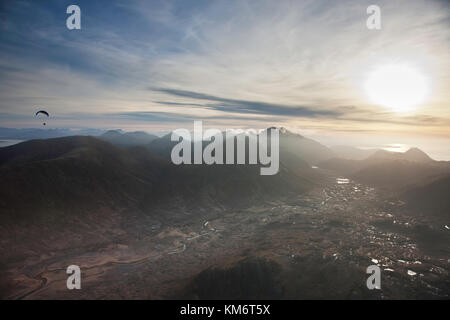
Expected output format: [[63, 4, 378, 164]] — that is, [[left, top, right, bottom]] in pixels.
[[330, 145, 378, 160], [401, 174, 450, 219], [0, 134, 319, 218], [0, 136, 166, 220], [275, 127, 335, 165], [100, 130, 159, 147], [368, 148, 433, 163], [148, 127, 329, 180], [350, 160, 444, 191], [319, 147, 449, 191], [0, 134, 448, 300], [0, 135, 319, 267]]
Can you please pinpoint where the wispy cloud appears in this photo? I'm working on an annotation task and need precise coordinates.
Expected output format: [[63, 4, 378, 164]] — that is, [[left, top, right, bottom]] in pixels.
[[152, 88, 340, 117], [0, 0, 448, 137]]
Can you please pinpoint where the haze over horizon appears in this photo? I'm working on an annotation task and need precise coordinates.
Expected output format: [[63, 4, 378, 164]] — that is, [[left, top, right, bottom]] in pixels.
[[1, 0, 449, 157]]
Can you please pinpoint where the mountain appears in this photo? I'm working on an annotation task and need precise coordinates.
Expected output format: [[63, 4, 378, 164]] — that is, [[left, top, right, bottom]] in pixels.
[[317, 157, 363, 175], [319, 148, 449, 191], [350, 159, 444, 191], [147, 127, 326, 184], [401, 173, 450, 219], [100, 130, 159, 147], [147, 132, 178, 158], [403, 147, 434, 162], [368, 147, 433, 163], [0, 136, 166, 220], [147, 128, 322, 206], [1, 133, 447, 299], [275, 127, 335, 165], [0, 136, 171, 266], [0, 127, 104, 140], [148, 127, 334, 166], [0, 135, 317, 267], [330, 145, 378, 160], [0, 133, 319, 220]]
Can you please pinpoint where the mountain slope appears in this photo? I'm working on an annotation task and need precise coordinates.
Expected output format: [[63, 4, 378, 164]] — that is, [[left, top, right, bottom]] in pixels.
[[0, 136, 165, 220], [330, 145, 378, 160], [0, 134, 319, 219], [401, 174, 450, 219], [368, 148, 433, 163], [275, 128, 335, 165], [319, 148, 449, 191], [350, 160, 443, 191], [100, 130, 159, 147], [149, 127, 330, 171], [0, 127, 104, 140]]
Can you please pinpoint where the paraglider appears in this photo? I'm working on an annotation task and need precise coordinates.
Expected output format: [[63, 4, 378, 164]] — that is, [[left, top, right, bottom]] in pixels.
[[35, 110, 49, 126]]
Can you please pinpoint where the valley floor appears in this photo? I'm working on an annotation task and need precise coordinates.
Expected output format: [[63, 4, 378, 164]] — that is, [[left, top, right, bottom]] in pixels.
[[1, 176, 449, 299]]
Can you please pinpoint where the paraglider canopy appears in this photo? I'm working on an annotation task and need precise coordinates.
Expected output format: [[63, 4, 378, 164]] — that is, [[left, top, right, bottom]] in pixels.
[[35, 110, 49, 117], [35, 110, 49, 126]]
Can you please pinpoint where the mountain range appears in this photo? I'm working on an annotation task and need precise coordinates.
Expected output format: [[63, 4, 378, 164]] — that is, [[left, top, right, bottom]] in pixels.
[[100, 130, 159, 147], [0, 128, 328, 220], [1, 127, 448, 228], [0, 127, 105, 140], [0, 127, 449, 299]]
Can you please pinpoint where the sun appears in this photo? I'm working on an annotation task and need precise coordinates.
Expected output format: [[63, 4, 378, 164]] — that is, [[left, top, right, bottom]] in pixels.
[[364, 64, 429, 112]]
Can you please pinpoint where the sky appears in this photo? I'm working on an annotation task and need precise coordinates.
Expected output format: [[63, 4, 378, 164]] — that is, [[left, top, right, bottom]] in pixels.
[[0, 0, 449, 157]]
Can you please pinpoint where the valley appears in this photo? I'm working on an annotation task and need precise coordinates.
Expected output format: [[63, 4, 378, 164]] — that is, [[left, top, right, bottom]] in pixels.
[[2, 173, 448, 299], [0, 131, 448, 300]]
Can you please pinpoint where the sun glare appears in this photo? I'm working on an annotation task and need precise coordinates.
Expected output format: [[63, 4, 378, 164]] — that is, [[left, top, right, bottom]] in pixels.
[[364, 64, 429, 112]]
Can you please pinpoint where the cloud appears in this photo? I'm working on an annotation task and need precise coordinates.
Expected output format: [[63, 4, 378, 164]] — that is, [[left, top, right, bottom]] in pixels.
[[152, 88, 340, 118], [0, 0, 448, 138]]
